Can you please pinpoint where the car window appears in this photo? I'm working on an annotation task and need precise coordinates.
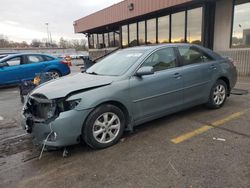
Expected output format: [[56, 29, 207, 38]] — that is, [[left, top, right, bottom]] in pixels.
[[27, 55, 44, 64], [5, 57, 21, 66], [142, 48, 177, 72], [178, 46, 213, 65], [43, 55, 54, 61]]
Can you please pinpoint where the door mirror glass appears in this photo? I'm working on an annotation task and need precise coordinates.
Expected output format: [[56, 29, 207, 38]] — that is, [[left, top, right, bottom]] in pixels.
[[136, 66, 154, 76]]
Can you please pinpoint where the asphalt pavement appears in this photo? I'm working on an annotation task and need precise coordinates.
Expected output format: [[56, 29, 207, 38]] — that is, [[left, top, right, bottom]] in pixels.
[[0, 69, 250, 188]]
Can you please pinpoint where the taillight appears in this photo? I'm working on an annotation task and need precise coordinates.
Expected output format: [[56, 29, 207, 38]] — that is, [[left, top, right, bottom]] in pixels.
[[60, 60, 72, 67], [228, 57, 237, 67]]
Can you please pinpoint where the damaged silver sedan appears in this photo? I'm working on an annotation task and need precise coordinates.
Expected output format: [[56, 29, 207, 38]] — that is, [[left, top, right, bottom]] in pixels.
[[21, 44, 237, 149]]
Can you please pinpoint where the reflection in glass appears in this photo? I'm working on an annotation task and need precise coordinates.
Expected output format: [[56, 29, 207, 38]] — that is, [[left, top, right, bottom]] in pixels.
[[129, 23, 137, 46], [93, 34, 98, 49], [172, 11, 185, 43], [109, 32, 115, 47], [114, 31, 120, 47], [138, 21, 145, 45], [89, 34, 94, 49], [187, 7, 202, 45], [147, 18, 156, 44], [232, 1, 250, 47], [158, 16, 170, 43], [98, 34, 104, 48], [104, 33, 109, 48], [122, 25, 128, 47]]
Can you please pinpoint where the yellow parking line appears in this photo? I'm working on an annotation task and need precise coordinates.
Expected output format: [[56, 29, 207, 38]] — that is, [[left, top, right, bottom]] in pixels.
[[211, 111, 244, 126], [171, 111, 245, 144]]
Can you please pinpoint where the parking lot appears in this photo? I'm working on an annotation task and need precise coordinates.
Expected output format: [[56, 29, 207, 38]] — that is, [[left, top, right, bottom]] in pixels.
[[0, 66, 250, 188]]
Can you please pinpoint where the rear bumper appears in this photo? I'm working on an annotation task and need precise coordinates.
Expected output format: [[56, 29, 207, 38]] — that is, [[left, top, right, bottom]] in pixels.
[[21, 108, 92, 147], [231, 67, 238, 90]]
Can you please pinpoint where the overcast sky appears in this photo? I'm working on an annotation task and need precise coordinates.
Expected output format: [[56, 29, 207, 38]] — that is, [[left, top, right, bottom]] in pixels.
[[0, 0, 122, 43]]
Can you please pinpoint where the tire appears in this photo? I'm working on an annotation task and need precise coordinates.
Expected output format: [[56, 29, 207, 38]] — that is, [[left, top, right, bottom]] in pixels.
[[48, 70, 61, 79], [206, 80, 228, 109], [82, 104, 125, 149]]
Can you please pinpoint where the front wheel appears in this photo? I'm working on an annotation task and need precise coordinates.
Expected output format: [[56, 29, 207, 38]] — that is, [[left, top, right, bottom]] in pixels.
[[206, 80, 228, 109], [82, 104, 125, 149]]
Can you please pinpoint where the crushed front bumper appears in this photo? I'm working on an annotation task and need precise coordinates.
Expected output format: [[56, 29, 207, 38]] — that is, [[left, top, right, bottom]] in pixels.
[[21, 108, 92, 147]]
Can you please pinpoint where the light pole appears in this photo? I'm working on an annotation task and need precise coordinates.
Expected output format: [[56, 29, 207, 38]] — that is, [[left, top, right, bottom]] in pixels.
[[45, 23, 50, 47]]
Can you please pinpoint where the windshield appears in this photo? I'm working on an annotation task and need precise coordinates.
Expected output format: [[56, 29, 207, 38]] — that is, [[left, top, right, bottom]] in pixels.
[[86, 50, 144, 76]]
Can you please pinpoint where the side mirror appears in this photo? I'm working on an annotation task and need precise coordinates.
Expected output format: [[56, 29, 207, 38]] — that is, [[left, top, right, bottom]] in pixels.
[[136, 66, 154, 77], [0, 62, 8, 68]]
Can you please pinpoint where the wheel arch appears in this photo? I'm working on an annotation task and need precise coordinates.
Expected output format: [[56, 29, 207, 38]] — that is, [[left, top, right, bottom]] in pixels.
[[217, 76, 230, 95], [46, 68, 62, 76], [82, 100, 132, 134]]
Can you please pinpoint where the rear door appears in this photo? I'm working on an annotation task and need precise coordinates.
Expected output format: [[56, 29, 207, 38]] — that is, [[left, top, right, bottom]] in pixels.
[[129, 47, 184, 123], [0, 56, 23, 85], [177, 46, 217, 107], [20, 55, 47, 80]]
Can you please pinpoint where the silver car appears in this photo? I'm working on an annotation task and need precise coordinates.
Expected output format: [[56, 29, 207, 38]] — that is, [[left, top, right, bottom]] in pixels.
[[21, 44, 237, 149]]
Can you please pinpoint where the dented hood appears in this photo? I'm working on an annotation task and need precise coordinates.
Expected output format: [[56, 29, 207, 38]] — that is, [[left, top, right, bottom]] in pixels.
[[31, 73, 115, 99]]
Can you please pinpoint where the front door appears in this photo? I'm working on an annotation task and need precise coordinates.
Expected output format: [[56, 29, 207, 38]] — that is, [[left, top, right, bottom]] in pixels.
[[0, 56, 23, 85], [129, 47, 184, 124]]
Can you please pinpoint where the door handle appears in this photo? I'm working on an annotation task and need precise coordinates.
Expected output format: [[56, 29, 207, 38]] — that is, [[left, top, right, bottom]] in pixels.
[[173, 72, 182, 79]]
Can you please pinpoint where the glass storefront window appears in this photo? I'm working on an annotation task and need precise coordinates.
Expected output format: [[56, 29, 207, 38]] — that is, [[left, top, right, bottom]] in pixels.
[[171, 11, 185, 43], [147, 18, 156, 44], [98, 34, 104, 48], [109, 32, 115, 47], [93, 34, 98, 49], [88, 34, 94, 49], [232, 1, 250, 47], [104, 33, 109, 48], [158, 15, 170, 43], [122, 25, 128, 47], [138, 21, 145, 45], [129, 23, 137, 46], [187, 7, 202, 45], [114, 31, 120, 47]]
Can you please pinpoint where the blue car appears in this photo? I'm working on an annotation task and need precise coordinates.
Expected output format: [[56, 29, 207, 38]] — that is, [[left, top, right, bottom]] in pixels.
[[0, 53, 71, 85]]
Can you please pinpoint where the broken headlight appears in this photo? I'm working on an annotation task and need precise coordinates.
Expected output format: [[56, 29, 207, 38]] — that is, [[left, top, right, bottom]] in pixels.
[[46, 103, 57, 119], [57, 99, 81, 112]]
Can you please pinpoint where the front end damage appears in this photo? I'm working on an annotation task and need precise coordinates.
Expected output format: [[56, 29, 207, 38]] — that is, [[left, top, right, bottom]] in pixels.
[[22, 93, 90, 148], [23, 94, 59, 133]]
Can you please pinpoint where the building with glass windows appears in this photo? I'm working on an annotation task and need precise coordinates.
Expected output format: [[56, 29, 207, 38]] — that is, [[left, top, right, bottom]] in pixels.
[[74, 0, 250, 76]]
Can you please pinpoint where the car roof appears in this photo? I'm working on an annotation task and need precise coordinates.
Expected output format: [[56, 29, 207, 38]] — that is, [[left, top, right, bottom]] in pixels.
[[121, 43, 221, 59], [0, 53, 56, 62], [8, 53, 55, 56], [122, 43, 192, 52]]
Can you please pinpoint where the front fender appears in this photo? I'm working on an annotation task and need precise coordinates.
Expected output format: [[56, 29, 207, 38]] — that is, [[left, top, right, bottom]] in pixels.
[[67, 80, 131, 112], [43, 65, 60, 72]]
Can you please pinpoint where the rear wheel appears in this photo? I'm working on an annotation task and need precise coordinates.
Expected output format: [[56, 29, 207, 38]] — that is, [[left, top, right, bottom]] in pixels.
[[82, 104, 125, 149], [48, 70, 61, 79], [206, 80, 228, 109]]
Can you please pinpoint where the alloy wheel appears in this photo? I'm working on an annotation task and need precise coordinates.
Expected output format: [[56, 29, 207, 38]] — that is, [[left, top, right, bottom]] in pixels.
[[213, 84, 226, 105], [50, 71, 60, 79], [92, 112, 121, 144]]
